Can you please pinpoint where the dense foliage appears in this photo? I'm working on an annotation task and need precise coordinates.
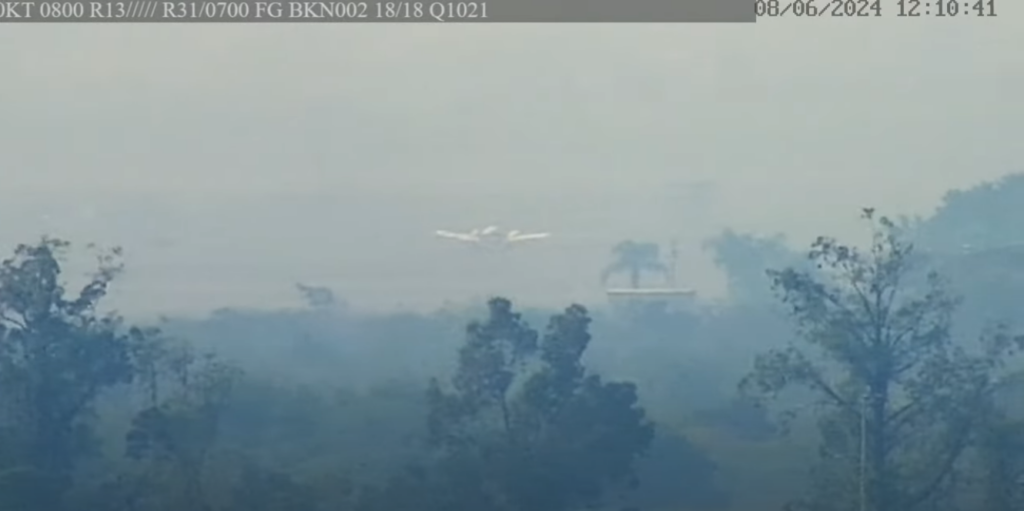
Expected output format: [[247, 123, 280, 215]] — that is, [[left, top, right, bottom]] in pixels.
[[2, 176, 1023, 511]]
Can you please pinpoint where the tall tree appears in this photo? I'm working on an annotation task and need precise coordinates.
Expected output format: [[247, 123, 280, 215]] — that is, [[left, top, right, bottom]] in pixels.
[[741, 210, 1024, 511], [363, 298, 654, 511], [601, 241, 668, 288], [0, 238, 139, 510], [124, 345, 241, 511]]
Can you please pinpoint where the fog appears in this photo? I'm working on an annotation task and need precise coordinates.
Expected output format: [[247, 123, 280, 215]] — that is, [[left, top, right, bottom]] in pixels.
[[4, 16, 1024, 314], [3, 13, 1024, 511]]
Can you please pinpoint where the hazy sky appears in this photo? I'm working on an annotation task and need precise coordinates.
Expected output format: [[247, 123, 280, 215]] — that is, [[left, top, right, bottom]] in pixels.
[[2, 14, 1022, 316]]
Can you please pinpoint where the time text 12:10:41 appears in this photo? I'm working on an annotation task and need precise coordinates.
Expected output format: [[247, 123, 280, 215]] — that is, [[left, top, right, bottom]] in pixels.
[[897, 0, 995, 16]]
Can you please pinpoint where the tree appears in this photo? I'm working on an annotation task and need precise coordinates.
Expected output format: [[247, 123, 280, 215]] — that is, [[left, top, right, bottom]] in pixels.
[[601, 241, 668, 288], [365, 297, 654, 511], [226, 464, 318, 511], [0, 238, 139, 510], [899, 174, 1024, 332], [975, 408, 1024, 511], [933, 244, 1024, 337], [740, 210, 1024, 511], [906, 172, 1024, 253], [124, 345, 241, 511], [625, 430, 731, 510], [704, 229, 812, 305]]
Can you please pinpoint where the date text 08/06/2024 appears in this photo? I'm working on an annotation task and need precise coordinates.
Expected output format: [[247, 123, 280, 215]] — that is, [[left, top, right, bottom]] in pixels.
[[0, 1, 488, 20], [756, 0, 996, 17]]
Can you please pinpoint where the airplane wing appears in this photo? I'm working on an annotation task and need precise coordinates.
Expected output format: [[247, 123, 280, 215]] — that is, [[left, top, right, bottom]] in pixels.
[[435, 230, 478, 242], [507, 232, 551, 243]]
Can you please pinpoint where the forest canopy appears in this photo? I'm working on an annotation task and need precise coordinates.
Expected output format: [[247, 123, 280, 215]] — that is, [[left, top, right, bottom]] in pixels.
[[2, 174, 1023, 511]]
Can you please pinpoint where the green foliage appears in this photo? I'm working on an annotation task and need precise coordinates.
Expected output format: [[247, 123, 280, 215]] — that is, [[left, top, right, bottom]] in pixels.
[[741, 209, 1024, 511], [704, 229, 812, 305], [0, 238, 139, 508], [122, 347, 241, 511], [907, 172, 1024, 253], [226, 464, 319, 511], [898, 173, 1024, 333], [973, 411, 1024, 511], [627, 428, 731, 510], [125, 352, 239, 462], [9, 181, 1024, 511], [216, 377, 427, 481], [374, 297, 658, 511]]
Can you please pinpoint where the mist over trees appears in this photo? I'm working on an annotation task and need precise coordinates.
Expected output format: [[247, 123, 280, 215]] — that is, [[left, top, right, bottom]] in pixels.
[[2, 173, 1024, 511]]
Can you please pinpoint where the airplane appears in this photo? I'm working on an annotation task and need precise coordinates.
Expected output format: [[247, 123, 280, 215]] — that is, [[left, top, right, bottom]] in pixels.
[[434, 225, 551, 249]]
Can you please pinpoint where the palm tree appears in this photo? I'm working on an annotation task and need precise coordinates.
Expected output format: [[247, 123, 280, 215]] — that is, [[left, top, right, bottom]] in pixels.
[[601, 240, 669, 288]]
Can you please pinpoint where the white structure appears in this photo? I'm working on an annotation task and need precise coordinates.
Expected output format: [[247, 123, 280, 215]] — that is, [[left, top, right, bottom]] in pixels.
[[606, 288, 697, 312], [434, 225, 551, 250]]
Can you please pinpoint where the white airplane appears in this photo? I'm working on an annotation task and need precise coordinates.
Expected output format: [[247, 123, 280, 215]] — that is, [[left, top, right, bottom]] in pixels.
[[434, 225, 551, 249]]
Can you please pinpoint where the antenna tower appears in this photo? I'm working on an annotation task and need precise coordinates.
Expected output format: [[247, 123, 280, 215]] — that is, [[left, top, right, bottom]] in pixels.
[[668, 239, 678, 287]]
